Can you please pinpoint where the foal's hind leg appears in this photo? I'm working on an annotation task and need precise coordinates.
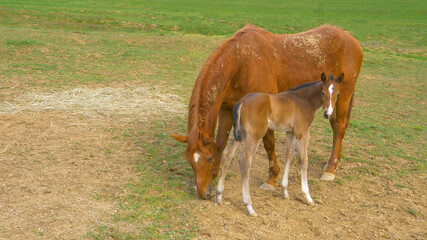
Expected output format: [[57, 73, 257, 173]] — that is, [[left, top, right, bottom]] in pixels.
[[216, 139, 239, 204], [239, 137, 261, 216], [259, 129, 280, 190]]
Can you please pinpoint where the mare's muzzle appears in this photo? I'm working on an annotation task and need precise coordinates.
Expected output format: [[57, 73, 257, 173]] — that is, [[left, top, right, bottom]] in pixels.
[[196, 184, 212, 200]]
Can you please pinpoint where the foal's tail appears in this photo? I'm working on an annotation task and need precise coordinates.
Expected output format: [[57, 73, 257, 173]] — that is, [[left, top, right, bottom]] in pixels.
[[233, 100, 243, 141]]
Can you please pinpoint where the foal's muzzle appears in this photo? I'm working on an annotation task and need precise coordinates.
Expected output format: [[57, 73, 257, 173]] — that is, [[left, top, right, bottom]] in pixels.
[[324, 111, 332, 119]]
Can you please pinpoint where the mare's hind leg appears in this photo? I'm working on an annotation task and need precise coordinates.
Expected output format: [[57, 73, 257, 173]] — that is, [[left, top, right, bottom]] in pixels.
[[297, 133, 314, 205], [215, 139, 239, 204], [280, 133, 296, 199], [321, 93, 354, 181], [213, 107, 234, 179], [239, 137, 261, 216], [259, 129, 280, 190]]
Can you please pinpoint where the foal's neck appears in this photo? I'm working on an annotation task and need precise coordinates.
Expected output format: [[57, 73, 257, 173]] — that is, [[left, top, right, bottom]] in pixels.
[[294, 81, 324, 111]]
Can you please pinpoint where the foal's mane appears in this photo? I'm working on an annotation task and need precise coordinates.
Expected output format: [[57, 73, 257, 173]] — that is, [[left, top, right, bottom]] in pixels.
[[288, 81, 320, 92]]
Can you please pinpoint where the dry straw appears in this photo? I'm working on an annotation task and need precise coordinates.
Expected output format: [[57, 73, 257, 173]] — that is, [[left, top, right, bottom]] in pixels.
[[1, 86, 187, 120]]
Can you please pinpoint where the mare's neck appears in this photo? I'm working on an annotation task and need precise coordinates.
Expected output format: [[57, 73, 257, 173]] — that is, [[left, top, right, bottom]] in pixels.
[[187, 72, 228, 144]]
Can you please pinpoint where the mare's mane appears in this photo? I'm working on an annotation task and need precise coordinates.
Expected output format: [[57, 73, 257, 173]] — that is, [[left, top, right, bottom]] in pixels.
[[186, 36, 239, 150]]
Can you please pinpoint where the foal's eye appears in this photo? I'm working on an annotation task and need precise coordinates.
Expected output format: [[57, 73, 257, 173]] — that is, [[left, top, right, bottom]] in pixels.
[[321, 91, 325, 96], [207, 157, 212, 162]]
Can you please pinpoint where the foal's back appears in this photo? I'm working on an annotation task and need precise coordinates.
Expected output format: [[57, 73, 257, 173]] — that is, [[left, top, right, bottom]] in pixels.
[[239, 90, 312, 140]]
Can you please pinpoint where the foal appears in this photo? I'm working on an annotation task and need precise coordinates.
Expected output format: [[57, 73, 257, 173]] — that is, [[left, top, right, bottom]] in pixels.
[[215, 73, 344, 216]]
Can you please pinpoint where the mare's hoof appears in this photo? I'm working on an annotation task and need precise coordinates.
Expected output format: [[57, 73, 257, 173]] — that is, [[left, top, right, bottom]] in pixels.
[[259, 183, 275, 191], [320, 172, 335, 181]]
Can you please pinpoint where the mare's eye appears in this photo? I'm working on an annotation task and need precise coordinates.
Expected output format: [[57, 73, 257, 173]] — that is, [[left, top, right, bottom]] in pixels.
[[321, 91, 325, 96], [207, 157, 212, 162]]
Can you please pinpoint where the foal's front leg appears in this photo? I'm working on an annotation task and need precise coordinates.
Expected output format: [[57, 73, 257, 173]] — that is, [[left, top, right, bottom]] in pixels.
[[239, 137, 261, 216], [280, 133, 296, 199], [298, 134, 314, 205]]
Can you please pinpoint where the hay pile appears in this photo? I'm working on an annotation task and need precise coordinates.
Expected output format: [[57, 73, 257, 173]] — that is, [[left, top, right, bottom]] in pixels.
[[1, 86, 187, 120]]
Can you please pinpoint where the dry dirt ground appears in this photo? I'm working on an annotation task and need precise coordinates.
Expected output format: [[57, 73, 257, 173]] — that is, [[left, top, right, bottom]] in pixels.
[[192, 140, 426, 240], [0, 111, 138, 239], [1, 85, 425, 239]]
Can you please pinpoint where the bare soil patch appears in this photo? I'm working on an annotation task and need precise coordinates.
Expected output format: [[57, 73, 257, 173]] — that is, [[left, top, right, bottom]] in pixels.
[[191, 136, 426, 240], [0, 111, 138, 239]]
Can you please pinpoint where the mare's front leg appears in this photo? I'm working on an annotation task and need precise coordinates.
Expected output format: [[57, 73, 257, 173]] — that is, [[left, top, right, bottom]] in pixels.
[[215, 139, 239, 204], [239, 137, 261, 216], [297, 134, 314, 205], [259, 129, 280, 190], [321, 93, 354, 181], [213, 107, 234, 179]]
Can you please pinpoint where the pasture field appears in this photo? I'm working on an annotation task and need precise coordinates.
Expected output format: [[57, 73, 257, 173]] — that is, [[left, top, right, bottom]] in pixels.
[[0, 0, 425, 239]]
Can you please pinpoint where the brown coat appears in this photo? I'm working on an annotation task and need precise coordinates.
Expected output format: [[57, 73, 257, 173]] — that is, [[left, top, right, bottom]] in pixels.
[[171, 24, 363, 199]]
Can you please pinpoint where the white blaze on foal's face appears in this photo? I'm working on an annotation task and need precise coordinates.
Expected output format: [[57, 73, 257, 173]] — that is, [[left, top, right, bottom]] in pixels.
[[326, 84, 334, 116]]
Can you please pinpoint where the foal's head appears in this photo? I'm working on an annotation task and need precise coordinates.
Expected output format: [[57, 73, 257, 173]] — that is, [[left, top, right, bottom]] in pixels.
[[321, 73, 344, 119]]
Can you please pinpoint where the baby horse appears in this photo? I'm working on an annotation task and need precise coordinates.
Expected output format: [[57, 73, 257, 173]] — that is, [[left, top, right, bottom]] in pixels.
[[215, 73, 344, 216]]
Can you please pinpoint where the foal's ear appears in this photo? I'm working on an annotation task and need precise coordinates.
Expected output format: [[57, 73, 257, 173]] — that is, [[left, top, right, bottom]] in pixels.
[[170, 134, 188, 143], [336, 73, 345, 84], [321, 72, 327, 83]]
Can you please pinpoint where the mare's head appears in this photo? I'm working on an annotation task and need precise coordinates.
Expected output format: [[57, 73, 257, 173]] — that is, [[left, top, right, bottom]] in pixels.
[[170, 133, 217, 199], [320, 72, 344, 119]]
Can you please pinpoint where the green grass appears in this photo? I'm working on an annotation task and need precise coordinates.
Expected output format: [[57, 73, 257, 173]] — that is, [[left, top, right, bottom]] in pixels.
[[1, 0, 425, 51], [1, 0, 426, 239]]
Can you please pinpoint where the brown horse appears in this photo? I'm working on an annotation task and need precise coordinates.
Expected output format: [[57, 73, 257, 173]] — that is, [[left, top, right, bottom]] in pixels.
[[215, 73, 344, 216], [171, 24, 363, 199]]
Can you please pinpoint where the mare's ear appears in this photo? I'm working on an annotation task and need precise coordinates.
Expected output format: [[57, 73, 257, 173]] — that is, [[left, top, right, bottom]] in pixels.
[[321, 72, 327, 83], [200, 131, 214, 145], [170, 134, 188, 143], [336, 73, 345, 84]]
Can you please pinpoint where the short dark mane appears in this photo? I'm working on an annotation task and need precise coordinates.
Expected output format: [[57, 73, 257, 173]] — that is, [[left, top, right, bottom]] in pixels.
[[288, 81, 320, 92]]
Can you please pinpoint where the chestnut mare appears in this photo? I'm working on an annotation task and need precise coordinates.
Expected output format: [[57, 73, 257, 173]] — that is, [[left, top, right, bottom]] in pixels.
[[216, 73, 344, 216], [171, 24, 363, 199]]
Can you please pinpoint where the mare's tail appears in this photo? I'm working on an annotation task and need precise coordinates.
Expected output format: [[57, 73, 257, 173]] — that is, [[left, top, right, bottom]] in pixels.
[[233, 101, 243, 141]]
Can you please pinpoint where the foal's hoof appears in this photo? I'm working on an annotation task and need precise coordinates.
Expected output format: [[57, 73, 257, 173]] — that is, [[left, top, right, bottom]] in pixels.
[[248, 211, 258, 217], [246, 205, 258, 217], [215, 194, 222, 204], [320, 172, 335, 181], [280, 188, 289, 199], [259, 183, 275, 191]]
